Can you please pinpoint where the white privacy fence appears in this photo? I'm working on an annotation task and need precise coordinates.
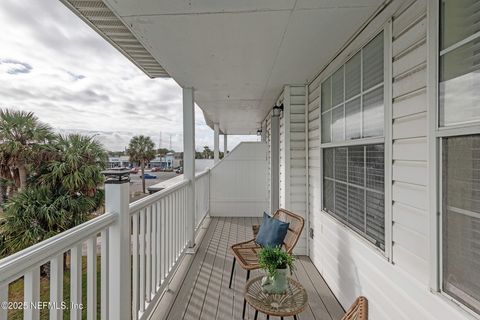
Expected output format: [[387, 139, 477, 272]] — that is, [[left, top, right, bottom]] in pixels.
[[195, 169, 210, 229], [0, 170, 211, 320]]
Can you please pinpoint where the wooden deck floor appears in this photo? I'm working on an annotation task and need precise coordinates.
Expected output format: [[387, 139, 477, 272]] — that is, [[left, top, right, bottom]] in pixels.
[[162, 217, 344, 320]]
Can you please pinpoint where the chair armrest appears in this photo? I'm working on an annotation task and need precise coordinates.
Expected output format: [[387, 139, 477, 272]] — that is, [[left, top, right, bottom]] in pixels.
[[252, 225, 260, 237]]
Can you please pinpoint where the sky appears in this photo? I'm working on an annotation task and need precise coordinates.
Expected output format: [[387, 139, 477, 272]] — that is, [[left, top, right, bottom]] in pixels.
[[0, 0, 258, 152]]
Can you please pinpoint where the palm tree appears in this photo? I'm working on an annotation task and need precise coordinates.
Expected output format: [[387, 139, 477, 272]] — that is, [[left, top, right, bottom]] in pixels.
[[36, 134, 108, 225], [0, 134, 108, 257], [0, 109, 54, 191], [203, 146, 213, 159], [128, 135, 156, 194]]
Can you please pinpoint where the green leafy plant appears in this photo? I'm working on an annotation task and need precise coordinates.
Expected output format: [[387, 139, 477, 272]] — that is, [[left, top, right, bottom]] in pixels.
[[258, 246, 295, 279]]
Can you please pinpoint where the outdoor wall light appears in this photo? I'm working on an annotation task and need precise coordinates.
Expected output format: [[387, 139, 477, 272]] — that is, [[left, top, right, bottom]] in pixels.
[[272, 104, 283, 116]]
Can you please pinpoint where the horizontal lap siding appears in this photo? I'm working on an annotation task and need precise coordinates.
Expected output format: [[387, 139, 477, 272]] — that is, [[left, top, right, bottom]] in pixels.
[[265, 112, 272, 214], [285, 85, 308, 255], [307, 1, 475, 319], [391, 0, 429, 284], [308, 79, 321, 263]]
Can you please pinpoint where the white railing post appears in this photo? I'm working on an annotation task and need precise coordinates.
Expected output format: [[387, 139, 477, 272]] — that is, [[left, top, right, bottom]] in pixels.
[[223, 134, 228, 155], [214, 123, 220, 163], [103, 170, 131, 320], [183, 87, 196, 249], [271, 106, 281, 212]]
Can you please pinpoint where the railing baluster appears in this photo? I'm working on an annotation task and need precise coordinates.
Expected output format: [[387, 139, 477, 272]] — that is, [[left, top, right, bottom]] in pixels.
[[168, 195, 172, 272], [87, 236, 97, 320], [185, 187, 188, 246], [71, 245, 83, 320], [0, 284, 7, 320], [132, 213, 139, 320], [139, 209, 146, 313], [101, 229, 109, 320], [50, 254, 63, 320], [146, 206, 151, 302], [151, 203, 157, 295], [156, 201, 161, 288], [161, 198, 166, 282], [24, 267, 40, 320], [174, 192, 178, 260]]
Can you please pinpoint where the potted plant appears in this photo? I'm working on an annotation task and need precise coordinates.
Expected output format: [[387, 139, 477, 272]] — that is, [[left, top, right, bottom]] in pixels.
[[258, 246, 295, 294]]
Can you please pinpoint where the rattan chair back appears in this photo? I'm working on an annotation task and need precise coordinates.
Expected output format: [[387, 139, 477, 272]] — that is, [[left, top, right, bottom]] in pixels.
[[272, 209, 304, 253], [341, 296, 368, 320]]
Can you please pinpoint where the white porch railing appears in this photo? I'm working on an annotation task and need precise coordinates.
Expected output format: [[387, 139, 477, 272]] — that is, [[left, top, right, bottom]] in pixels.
[[0, 169, 211, 320], [0, 211, 116, 320], [129, 178, 189, 320]]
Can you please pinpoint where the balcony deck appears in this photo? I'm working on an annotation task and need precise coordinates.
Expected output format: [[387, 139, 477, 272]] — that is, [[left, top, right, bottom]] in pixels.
[[154, 217, 344, 320]]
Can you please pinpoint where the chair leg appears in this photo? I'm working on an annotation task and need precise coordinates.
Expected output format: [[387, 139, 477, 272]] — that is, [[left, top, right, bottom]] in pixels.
[[242, 270, 251, 319], [228, 257, 236, 289], [242, 298, 247, 319], [254, 310, 258, 320]]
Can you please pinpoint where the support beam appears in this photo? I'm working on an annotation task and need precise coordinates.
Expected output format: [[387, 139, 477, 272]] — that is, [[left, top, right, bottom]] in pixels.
[[214, 123, 220, 163], [183, 87, 196, 248], [271, 107, 281, 212], [223, 134, 228, 155]]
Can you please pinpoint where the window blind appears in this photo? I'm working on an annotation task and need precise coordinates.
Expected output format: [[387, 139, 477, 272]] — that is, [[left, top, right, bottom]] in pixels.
[[321, 31, 384, 144], [442, 135, 480, 314], [323, 145, 385, 249]]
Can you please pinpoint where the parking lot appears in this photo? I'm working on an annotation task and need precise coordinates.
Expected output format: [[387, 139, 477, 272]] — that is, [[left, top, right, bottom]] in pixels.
[[129, 170, 179, 202]]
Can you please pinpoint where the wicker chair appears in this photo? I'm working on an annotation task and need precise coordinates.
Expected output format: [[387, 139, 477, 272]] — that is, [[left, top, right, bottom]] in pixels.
[[229, 209, 304, 319], [341, 296, 368, 320]]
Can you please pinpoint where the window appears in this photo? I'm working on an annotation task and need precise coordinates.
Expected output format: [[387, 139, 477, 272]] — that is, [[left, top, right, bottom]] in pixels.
[[323, 145, 385, 249], [321, 32, 385, 250], [439, 0, 480, 314], [321, 32, 384, 143]]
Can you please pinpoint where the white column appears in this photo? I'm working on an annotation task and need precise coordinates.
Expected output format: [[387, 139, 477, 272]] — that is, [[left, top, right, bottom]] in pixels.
[[214, 123, 220, 163], [223, 134, 228, 155], [271, 107, 281, 212], [183, 87, 196, 248], [261, 123, 267, 142], [105, 174, 131, 320]]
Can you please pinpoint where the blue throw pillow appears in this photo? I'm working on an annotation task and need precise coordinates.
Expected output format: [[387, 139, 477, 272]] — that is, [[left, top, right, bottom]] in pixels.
[[256, 212, 290, 247]]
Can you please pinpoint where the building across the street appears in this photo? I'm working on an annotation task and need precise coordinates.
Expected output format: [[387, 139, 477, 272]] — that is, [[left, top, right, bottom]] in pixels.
[[107, 156, 130, 168]]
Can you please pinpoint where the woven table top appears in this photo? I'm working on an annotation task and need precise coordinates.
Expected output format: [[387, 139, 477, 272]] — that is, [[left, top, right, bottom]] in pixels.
[[244, 276, 308, 317]]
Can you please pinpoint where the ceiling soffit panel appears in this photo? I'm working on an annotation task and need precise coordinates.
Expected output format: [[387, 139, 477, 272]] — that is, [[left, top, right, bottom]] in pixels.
[[61, 0, 170, 78]]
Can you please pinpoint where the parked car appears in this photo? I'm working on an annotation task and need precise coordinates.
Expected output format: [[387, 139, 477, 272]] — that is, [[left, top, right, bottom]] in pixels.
[[141, 173, 157, 179], [130, 167, 139, 174], [175, 167, 183, 174], [151, 167, 161, 172]]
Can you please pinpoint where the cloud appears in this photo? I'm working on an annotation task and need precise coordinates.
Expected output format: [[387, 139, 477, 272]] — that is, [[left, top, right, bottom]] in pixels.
[[66, 70, 85, 81], [0, 0, 255, 151], [0, 58, 33, 74]]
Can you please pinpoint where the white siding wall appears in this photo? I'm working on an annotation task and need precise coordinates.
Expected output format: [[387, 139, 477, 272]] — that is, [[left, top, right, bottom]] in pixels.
[[278, 85, 308, 255], [264, 112, 272, 215], [391, 0, 429, 284], [279, 98, 286, 209], [308, 1, 477, 319], [308, 77, 321, 257], [209, 142, 268, 217]]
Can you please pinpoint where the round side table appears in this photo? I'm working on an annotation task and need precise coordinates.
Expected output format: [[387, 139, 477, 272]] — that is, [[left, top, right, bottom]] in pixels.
[[244, 276, 308, 320]]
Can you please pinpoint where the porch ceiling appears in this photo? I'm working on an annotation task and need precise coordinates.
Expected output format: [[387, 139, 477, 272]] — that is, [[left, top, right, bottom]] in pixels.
[[100, 0, 384, 134]]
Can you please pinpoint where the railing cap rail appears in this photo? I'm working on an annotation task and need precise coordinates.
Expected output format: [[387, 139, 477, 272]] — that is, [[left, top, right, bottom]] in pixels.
[[0, 212, 117, 286], [129, 178, 190, 214]]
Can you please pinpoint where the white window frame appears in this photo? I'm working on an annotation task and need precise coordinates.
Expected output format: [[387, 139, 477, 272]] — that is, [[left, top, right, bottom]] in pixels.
[[428, 0, 480, 318], [319, 22, 393, 260]]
